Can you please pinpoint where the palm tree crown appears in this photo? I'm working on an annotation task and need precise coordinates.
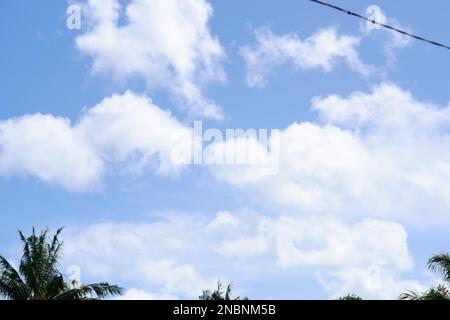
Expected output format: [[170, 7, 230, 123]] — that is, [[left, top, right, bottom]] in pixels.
[[428, 253, 450, 283], [0, 228, 122, 300], [199, 281, 248, 300], [339, 294, 363, 300], [400, 252, 450, 300]]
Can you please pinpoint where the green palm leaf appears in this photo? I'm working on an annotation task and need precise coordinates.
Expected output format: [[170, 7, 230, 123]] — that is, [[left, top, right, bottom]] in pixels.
[[199, 281, 248, 300], [54, 283, 123, 300], [400, 253, 450, 300], [0, 228, 123, 300], [400, 285, 450, 300], [0, 256, 30, 300], [428, 253, 450, 282]]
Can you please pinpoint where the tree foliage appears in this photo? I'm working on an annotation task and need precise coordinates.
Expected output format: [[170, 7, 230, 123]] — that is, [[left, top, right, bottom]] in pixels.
[[0, 228, 122, 300], [339, 294, 363, 300], [400, 252, 450, 300], [199, 281, 248, 300]]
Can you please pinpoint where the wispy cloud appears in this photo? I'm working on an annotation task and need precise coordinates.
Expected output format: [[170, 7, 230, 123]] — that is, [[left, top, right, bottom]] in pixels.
[[361, 5, 412, 66], [240, 27, 374, 88]]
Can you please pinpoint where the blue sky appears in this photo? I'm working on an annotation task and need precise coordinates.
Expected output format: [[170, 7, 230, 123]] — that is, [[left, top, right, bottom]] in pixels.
[[1, 0, 450, 299]]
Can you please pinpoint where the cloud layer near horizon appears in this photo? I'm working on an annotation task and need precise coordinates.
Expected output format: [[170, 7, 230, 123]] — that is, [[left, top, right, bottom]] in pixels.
[[62, 210, 423, 299]]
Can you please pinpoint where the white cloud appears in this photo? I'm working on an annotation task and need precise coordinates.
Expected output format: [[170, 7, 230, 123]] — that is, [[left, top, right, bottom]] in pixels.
[[362, 5, 412, 66], [319, 267, 426, 300], [61, 210, 420, 299], [264, 216, 412, 271], [63, 215, 219, 299], [77, 0, 226, 119], [217, 237, 269, 259], [209, 83, 450, 226], [118, 288, 177, 300], [205, 212, 412, 272], [77, 91, 192, 176], [240, 27, 373, 87], [263, 215, 421, 299], [0, 91, 191, 191], [312, 82, 450, 131], [240, 7, 411, 87], [137, 259, 212, 298], [0, 114, 102, 191], [206, 211, 239, 230]]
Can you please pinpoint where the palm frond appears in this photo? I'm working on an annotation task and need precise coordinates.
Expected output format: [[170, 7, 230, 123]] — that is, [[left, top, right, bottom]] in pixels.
[[54, 283, 123, 300], [199, 289, 212, 301], [44, 274, 66, 299], [17, 228, 67, 299], [0, 256, 30, 300], [225, 283, 232, 300], [47, 228, 64, 267], [400, 285, 450, 300], [399, 289, 424, 300], [19, 228, 44, 298], [422, 285, 450, 300], [339, 294, 363, 300], [428, 253, 450, 282], [2, 228, 123, 300], [199, 281, 248, 300]]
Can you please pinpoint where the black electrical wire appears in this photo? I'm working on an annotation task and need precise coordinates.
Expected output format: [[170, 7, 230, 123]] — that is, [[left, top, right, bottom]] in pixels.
[[310, 0, 450, 50]]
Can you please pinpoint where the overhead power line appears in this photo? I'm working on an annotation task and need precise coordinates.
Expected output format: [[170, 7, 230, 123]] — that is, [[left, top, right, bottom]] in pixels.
[[310, 0, 450, 51]]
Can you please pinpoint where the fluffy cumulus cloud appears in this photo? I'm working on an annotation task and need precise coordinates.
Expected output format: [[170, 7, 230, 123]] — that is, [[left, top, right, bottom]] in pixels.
[[209, 83, 450, 226], [0, 91, 191, 191], [76, 0, 226, 119], [265, 216, 411, 270], [240, 27, 373, 87], [76, 91, 192, 175], [62, 211, 421, 299], [0, 114, 102, 191]]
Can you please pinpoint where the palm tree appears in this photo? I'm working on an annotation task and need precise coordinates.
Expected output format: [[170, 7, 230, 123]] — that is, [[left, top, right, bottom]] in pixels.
[[199, 281, 248, 300], [428, 253, 450, 282], [0, 227, 123, 300], [400, 253, 450, 300], [339, 294, 363, 300], [399, 285, 449, 301]]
